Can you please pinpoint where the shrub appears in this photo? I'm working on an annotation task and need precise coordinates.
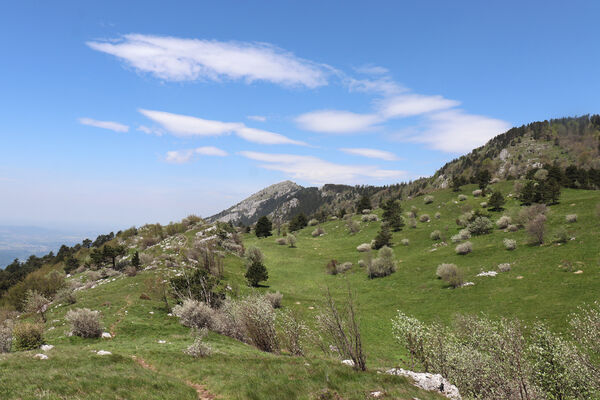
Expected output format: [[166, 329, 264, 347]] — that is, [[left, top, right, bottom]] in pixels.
[[554, 227, 569, 244], [124, 266, 137, 277], [278, 309, 308, 356], [518, 204, 548, 226], [361, 214, 378, 222], [430, 230, 441, 241], [480, 202, 488, 208], [236, 295, 279, 353], [472, 189, 483, 197], [424, 195, 434, 204], [451, 229, 471, 243], [507, 224, 519, 232], [467, 217, 493, 235], [54, 287, 76, 305], [13, 323, 44, 350], [65, 308, 103, 338], [23, 290, 50, 322], [308, 218, 319, 226], [356, 243, 371, 252], [526, 214, 547, 245], [86, 270, 101, 282], [286, 234, 296, 248], [275, 237, 287, 245], [325, 259, 339, 275], [346, 220, 360, 234], [455, 241, 473, 255], [139, 252, 154, 266], [336, 262, 353, 274], [311, 227, 325, 237], [419, 214, 430, 222], [496, 216, 512, 229], [361, 208, 372, 214], [458, 194, 468, 201], [436, 263, 463, 288], [0, 320, 13, 353], [503, 239, 517, 250], [373, 225, 392, 249], [401, 238, 410, 246], [435, 212, 441, 219], [173, 299, 215, 330], [367, 246, 397, 278], [408, 217, 417, 228], [184, 329, 212, 358], [498, 263, 511, 272], [456, 211, 473, 227], [265, 292, 283, 309], [566, 214, 577, 223]]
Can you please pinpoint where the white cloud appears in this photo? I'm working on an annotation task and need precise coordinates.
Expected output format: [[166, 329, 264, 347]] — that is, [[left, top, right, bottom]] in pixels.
[[346, 77, 404, 96], [140, 109, 304, 145], [235, 127, 306, 146], [354, 64, 389, 75], [339, 148, 399, 161], [295, 110, 381, 134], [79, 118, 129, 133], [195, 146, 228, 156], [399, 110, 511, 153], [139, 109, 239, 137], [378, 94, 460, 118], [87, 34, 329, 88], [247, 115, 266, 122], [137, 125, 164, 136], [240, 151, 405, 185], [165, 146, 228, 164]]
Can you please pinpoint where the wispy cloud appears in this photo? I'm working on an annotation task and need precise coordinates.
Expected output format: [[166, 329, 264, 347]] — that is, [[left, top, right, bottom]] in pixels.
[[247, 115, 266, 122], [339, 147, 399, 161], [354, 64, 389, 75], [165, 146, 228, 164], [240, 151, 405, 185], [377, 94, 460, 118], [393, 110, 511, 153], [87, 34, 329, 88], [295, 110, 382, 134], [79, 117, 129, 133], [140, 109, 305, 145]]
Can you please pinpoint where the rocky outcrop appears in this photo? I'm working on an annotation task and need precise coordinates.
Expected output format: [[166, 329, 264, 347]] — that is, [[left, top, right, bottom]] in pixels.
[[386, 368, 461, 400]]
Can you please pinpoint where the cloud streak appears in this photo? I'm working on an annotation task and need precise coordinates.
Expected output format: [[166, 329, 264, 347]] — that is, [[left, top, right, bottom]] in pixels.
[[240, 151, 405, 185], [165, 146, 228, 164], [79, 117, 129, 133], [339, 148, 399, 161], [88, 34, 329, 88]]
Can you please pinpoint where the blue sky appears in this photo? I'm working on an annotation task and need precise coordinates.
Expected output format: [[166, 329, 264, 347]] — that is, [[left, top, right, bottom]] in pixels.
[[1, 1, 599, 231]]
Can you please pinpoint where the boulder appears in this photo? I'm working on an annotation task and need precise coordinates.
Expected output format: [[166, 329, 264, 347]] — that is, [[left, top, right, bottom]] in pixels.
[[386, 368, 461, 400]]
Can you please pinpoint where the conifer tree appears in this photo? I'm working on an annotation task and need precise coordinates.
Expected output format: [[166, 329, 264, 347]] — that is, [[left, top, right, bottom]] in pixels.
[[488, 191, 506, 211], [373, 225, 392, 249], [131, 251, 141, 269], [255, 216, 273, 238], [382, 199, 404, 231], [356, 195, 372, 212], [245, 247, 268, 287]]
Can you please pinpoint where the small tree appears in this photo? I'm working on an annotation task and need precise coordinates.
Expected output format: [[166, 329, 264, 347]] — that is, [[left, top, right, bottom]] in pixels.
[[452, 175, 465, 192], [255, 216, 273, 238], [103, 245, 126, 269], [23, 290, 50, 323], [488, 191, 505, 211], [64, 256, 79, 274], [286, 234, 296, 248], [526, 214, 547, 245], [373, 225, 392, 249], [245, 247, 268, 287], [382, 199, 404, 231], [289, 213, 308, 232], [476, 170, 491, 194], [356, 195, 372, 213], [131, 251, 141, 269]]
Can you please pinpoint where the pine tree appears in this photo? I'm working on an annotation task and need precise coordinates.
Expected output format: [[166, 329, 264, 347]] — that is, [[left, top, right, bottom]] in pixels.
[[373, 225, 392, 249], [245, 247, 268, 287], [488, 191, 505, 211], [452, 175, 464, 192], [382, 199, 404, 231], [356, 195, 372, 212], [131, 251, 141, 269], [476, 170, 491, 194], [255, 216, 273, 238], [289, 213, 308, 232], [519, 181, 535, 205]]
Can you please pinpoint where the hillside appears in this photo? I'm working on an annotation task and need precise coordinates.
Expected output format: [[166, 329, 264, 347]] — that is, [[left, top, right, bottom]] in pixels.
[[208, 116, 600, 227]]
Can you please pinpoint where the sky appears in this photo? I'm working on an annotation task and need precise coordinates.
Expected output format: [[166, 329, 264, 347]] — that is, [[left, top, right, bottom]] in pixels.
[[1, 0, 599, 232]]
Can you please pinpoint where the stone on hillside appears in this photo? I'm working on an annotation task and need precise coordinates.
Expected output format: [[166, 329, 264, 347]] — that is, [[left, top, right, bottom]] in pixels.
[[41, 344, 54, 352], [34, 353, 48, 360], [96, 350, 112, 356], [476, 271, 498, 277], [101, 332, 112, 339], [341, 359, 355, 367], [386, 368, 461, 400]]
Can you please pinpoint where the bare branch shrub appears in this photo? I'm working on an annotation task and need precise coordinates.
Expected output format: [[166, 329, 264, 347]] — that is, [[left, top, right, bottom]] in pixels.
[[66, 308, 103, 338]]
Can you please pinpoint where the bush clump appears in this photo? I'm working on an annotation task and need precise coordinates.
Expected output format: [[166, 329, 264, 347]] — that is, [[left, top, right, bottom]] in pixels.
[[434, 212, 441, 219], [361, 214, 378, 222], [184, 329, 212, 358], [401, 238, 410, 246], [455, 241, 473, 255], [308, 218, 319, 226], [458, 194, 468, 201], [566, 214, 577, 223], [286, 234, 296, 248], [356, 243, 372, 252], [173, 299, 215, 330], [430, 230, 441, 241], [13, 322, 44, 350], [436, 263, 463, 288], [451, 229, 471, 243], [496, 215, 512, 229], [498, 263, 511, 272], [467, 217, 494, 235], [275, 237, 287, 245], [0, 320, 13, 353], [423, 195, 434, 204], [54, 287, 76, 305], [265, 292, 283, 309], [472, 189, 483, 197], [503, 239, 517, 250], [367, 246, 397, 279], [507, 224, 519, 232], [236, 295, 279, 353], [419, 214, 430, 223], [65, 308, 103, 338], [311, 227, 325, 237]]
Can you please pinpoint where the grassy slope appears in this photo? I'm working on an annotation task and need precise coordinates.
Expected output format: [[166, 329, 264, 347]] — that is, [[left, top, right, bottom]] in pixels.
[[1, 182, 598, 399]]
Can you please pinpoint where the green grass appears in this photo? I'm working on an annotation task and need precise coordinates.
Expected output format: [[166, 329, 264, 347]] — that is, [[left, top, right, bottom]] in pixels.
[[2, 182, 599, 399]]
